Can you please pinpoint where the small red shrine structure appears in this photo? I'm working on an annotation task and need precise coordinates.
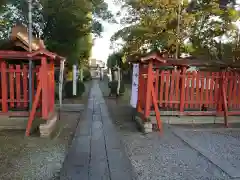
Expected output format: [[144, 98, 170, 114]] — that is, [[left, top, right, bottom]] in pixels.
[[0, 25, 64, 136], [132, 51, 240, 132]]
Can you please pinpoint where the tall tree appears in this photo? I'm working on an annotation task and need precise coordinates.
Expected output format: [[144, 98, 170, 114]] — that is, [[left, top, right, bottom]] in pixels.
[[0, 0, 115, 65], [111, 0, 239, 61]]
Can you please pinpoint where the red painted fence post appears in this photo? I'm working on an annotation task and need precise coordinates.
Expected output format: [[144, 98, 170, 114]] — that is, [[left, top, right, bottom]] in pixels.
[[51, 60, 55, 112], [217, 71, 223, 114], [15, 65, 21, 107], [144, 61, 153, 118], [1, 61, 8, 113], [179, 67, 186, 113], [155, 69, 159, 103], [137, 64, 142, 113], [41, 57, 48, 119], [9, 65, 14, 108], [221, 71, 229, 127], [23, 65, 28, 108]]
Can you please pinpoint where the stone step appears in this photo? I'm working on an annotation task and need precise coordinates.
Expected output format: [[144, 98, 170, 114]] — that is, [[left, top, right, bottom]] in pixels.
[[135, 116, 153, 133], [134, 114, 240, 133], [0, 117, 28, 130], [39, 112, 58, 137], [55, 104, 84, 112], [150, 115, 240, 125]]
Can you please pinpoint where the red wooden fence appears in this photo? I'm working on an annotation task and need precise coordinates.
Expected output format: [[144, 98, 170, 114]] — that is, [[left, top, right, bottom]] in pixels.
[[137, 66, 240, 125], [0, 61, 55, 118]]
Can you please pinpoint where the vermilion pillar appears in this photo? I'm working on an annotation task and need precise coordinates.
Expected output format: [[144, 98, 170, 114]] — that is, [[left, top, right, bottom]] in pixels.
[[50, 60, 55, 113], [144, 61, 153, 118], [180, 67, 186, 113], [41, 56, 48, 119]]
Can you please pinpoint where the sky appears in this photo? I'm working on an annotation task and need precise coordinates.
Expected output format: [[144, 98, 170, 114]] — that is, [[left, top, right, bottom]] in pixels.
[[91, 0, 121, 62], [91, 0, 240, 63]]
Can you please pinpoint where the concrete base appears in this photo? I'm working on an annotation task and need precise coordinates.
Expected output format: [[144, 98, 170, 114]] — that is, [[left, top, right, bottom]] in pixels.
[[0, 115, 42, 133], [150, 115, 240, 125], [134, 116, 153, 133], [134, 114, 240, 133], [39, 112, 58, 137], [0, 115, 46, 137], [55, 104, 84, 112], [0, 115, 27, 130]]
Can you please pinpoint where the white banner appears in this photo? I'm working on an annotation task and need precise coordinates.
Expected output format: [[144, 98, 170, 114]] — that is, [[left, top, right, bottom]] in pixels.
[[59, 60, 65, 107], [72, 65, 77, 95], [130, 64, 139, 108]]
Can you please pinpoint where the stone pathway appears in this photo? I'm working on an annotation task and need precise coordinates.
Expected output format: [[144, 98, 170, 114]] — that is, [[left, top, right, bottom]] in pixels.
[[60, 80, 135, 180]]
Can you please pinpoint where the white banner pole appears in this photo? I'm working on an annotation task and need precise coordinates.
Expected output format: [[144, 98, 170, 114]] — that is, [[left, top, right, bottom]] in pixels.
[[59, 59, 65, 107], [72, 65, 77, 95]]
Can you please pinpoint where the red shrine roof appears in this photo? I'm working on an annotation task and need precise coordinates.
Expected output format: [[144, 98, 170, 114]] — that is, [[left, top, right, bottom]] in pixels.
[[141, 51, 167, 63], [127, 50, 240, 68], [0, 50, 64, 61], [0, 25, 64, 61]]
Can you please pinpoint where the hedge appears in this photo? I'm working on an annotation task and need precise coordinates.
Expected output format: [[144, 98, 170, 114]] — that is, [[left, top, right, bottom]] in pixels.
[[108, 80, 125, 95], [64, 81, 85, 98]]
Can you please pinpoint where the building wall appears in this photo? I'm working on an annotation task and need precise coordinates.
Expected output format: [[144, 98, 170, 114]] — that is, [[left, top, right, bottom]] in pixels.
[[89, 58, 97, 66], [89, 59, 105, 78], [89, 58, 105, 68]]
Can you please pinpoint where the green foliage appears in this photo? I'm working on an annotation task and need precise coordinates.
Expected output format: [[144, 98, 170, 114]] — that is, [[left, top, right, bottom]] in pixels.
[[0, 0, 115, 65], [111, 0, 240, 62], [54, 82, 60, 100], [108, 80, 125, 95], [107, 51, 124, 68], [83, 68, 92, 81], [64, 81, 85, 98], [107, 51, 131, 76]]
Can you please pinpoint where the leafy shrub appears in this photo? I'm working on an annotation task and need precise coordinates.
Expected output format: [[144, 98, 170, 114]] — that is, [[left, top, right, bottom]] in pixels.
[[83, 69, 92, 81], [64, 81, 85, 98], [55, 82, 59, 99], [108, 80, 125, 95], [54, 82, 66, 100]]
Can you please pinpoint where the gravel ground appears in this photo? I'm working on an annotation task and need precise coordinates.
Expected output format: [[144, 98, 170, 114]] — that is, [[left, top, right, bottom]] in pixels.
[[0, 112, 81, 180], [178, 130, 240, 170], [217, 130, 240, 140], [122, 131, 231, 180], [99, 79, 233, 180], [0, 81, 91, 180]]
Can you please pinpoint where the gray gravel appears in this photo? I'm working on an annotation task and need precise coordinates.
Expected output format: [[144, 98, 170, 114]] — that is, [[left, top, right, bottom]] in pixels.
[[180, 130, 240, 170], [0, 135, 66, 180], [216, 130, 240, 140], [121, 129, 230, 180], [0, 111, 81, 180], [0, 81, 92, 180], [99, 79, 234, 180]]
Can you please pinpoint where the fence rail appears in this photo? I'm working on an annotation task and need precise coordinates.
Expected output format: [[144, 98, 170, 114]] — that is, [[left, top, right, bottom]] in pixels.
[[138, 68, 240, 116], [0, 61, 54, 117]]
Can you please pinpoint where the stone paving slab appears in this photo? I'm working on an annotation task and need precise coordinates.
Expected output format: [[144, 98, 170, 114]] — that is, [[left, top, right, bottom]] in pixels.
[[172, 128, 240, 179], [60, 80, 135, 180]]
